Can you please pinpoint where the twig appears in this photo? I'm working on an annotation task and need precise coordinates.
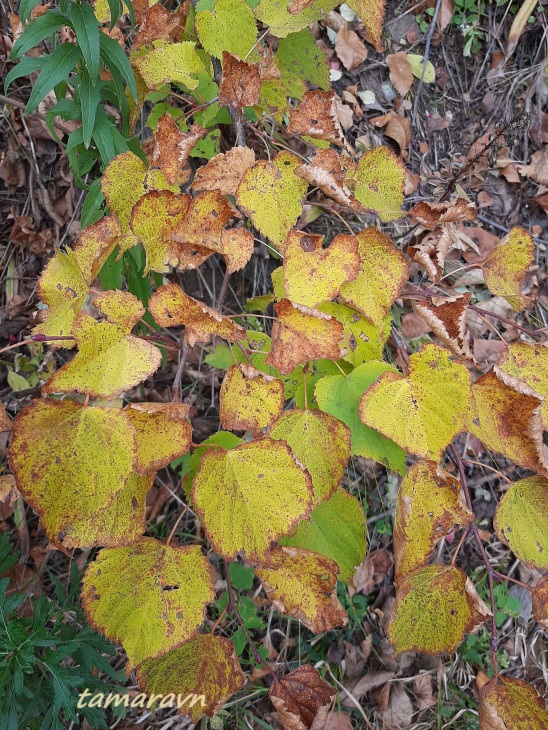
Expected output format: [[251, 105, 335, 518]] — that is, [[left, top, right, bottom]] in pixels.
[[216, 269, 231, 311], [450, 444, 499, 675], [0, 335, 75, 356], [171, 336, 190, 403], [412, 0, 443, 127], [0, 94, 73, 136], [166, 505, 189, 545], [469, 305, 542, 340]]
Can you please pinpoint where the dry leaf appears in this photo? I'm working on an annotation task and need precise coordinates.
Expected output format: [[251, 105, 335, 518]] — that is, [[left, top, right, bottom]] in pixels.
[[192, 147, 256, 195], [386, 52, 413, 96], [518, 148, 548, 186], [270, 664, 336, 730], [219, 52, 261, 111], [295, 149, 365, 212], [371, 111, 411, 155], [382, 683, 414, 730], [289, 90, 349, 150], [410, 199, 477, 229], [151, 115, 206, 186], [335, 29, 367, 71]]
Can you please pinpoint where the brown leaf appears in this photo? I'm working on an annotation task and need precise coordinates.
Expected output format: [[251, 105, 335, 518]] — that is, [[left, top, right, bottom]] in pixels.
[[287, 0, 315, 13], [323, 713, 353, 730], [518, 148, 548, 186], [294, 149, 365, 213], [269, 664, 336, 730], [192, 147, 256, 195], [425, 112, 450, 134], [370, 111, 411, 155], [413, 674, 436, 711], [383, 683, 414, 730], [219, 53, 261, 111], [171, 190, 237, 256], [459, 225, 498, 263], [133, 4, 185, 49], [473, 338, 507, 365], [410, 199, 477, 229], [400, 312, 431, 339], [409, 225, 459, 282], [353, 547, 393, 595], [151, 115, 206, 186], [386, 52, 414, 96], [415, 293, 472, 358], [341, 671, 395, 705], [437, 0, 454, 32], [288, 90, 349, 150], [334, 29, 367, 71]]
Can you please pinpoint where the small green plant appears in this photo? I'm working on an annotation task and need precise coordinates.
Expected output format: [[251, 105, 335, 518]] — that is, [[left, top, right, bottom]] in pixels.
[[0, 534, 124, 730]]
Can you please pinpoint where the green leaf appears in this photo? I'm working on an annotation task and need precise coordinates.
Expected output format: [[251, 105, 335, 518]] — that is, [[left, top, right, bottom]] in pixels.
[[277, 29, 330, 91], [4, 56, 46, 94], [92, 105, 129, 164], [99, 32, 137, 102], [10, 11, 68, 59], [196, 0, 259, 61], [315, 361, 407, 475], [106, 0, 123, 30], [79, 71, 101, 148], [229, 562, 254, 590], [80, 179, 105, 228], [69, 1, 100, 80], [19, 0, 41, 24], [26, 43, 81, 114]]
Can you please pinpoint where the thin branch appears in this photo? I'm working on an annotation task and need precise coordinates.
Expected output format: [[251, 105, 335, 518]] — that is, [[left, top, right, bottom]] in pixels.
[[172, 337, 190, 403], [216, 270, 231, 311], [412, 0, 443, 127], [0, 94, 73, 135], [450, 443, 499, 675]]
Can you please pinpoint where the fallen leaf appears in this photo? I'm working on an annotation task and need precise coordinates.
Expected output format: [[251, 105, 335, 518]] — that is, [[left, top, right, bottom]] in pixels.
[[353, 547, 393, 594], [386, 52, 413, 96], [334, 29, 367, 71], [371, 111, 411, 155], [383, 682, 413, 730], [270, 665, 336, 730], [518, 148, 548, 186], [410, 199, 476, 229]]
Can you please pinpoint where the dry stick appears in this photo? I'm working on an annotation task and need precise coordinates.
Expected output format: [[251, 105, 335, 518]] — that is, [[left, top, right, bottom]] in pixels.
[[450, 527, 471, 568], [172, 337, 190, 403], [216, 269, 231, 311], [0, 94, 73, 136], [411, 0, 443, 127], [450, 443, 499, 675], [166, 504, 189, 545], [0, 334, 75, 356], [468, 305, 542, 340], [225, 561, 272, 670]]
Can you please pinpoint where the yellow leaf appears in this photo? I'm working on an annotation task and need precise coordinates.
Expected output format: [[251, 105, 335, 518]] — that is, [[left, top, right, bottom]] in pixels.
[[339, 228, 408, 328], [482, 227, 535, 311], [151, 115, 206, 186], [406, 54, 436, 83], [43, 291, 162, 400], [33, 217, 128, 344], [253, 0, 337, 38], [269, 408, 351, 506], [283, 230, 360, 307], [345, 0, 386, 51], [196, 0, 259, 61], [236, 151, 308, 250], [279, 488, 367, 585], [394, 461, 473, 580], [479, 676, 548, 729], [360, 344, 471, 461], [8, 398, 136, 551], [130, 190, 191, 273], [125, 402, 192, 475], [265, 299, 344, 375], [102, 151, 179, 233], [387, 565, 491, 654], [148, 282, 246, 346], [256, 546, 348, 633], [495, 342, 548, 429], [191, 438, 313, 562], [136, 634, 245, 722], [219, 364, 284, 431], [532, 577, 548, 629], [192, 146, 256, 196], [82, 538, 215, 668], [318, 302, 391, 367], [494, 476, 548, 568], [467, 370, 547, 475], [348, 146, 405, 221], [133, 41, 204, 91]]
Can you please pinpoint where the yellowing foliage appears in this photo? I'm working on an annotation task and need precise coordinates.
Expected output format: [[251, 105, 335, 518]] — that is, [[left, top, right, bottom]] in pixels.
[[220, 364, 284, 431], [349, 146, 405, 221], [482, 227, 535, 311]]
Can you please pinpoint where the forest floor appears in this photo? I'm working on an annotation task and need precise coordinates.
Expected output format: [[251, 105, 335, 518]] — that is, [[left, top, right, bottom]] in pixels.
[[0, 0, 547, 728]]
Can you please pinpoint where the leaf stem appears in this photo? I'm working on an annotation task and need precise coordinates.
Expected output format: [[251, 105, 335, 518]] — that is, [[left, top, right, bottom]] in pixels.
[[450, 443, 499, 675], [172, 336, 190, 403]]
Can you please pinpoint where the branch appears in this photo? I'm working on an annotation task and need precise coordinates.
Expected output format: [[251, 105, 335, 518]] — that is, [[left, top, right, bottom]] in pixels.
[[171, 336, 190, 403]]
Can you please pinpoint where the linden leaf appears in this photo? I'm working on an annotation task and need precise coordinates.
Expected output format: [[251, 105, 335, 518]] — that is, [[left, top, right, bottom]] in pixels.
[[269, 665, 336, 730], [192, 146, 256, 196], [415, 293, 472, 359], [220, 364, 284, 431], [339, 228, 408, 329], [33, 217, 127, 344], [269, 409, 351, 506], [279, 488, 367, 585], [236, 151, 308, 250], [294, 149, 366, 213], [43, 291, 162, 400], [8, 398, 136, 551], [101, 151, 179, 232], [495, 342, 548, 429], [410, 199, 477, 229], [133, 4, 185, 49], [191, 439, 313, 562], [359, 344, 471, 461], [234, 330, 306, 398], [148, 282, 246, 346], [196, 0, 259, 61], [466, 370, 547, 476], [256, 546, 348, 633], [218, 227, 255, 274], [394, 461, 473, 581], [345, 0, 386, 51], [277, 29, 330, 91], [318, 302, 391, 367], [150, 115, 206, 185], [219, 52, 261, 111], [315, 361, 407, 474], [493, 476, 548, 568], [125, 402, 192, 474], [283, 231, 360, 307], [265, 299, 344, 375], [482, 227, 535, 311], [532, 577, 548, 629], [130, 190, 191, 273], [348, 146, 405, 221], [171, 190, 237, 259], [254, 0, 337, 37], [136, 634, 245, 722], [133, 41, 204, 91], [288, 90, 349, 149], [479, 676, 548, 729], [82, 538, 215, 668], [387, 565, 491, 654]]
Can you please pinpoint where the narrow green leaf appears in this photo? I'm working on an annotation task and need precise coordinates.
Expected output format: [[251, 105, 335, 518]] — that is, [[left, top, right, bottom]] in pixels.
[[66, 127, 87, 187], [25, 43, 81, 113], [106, 0, 123, 30], [4, 56, 45, 93], [69, 1, 101, 80], [99, 32, 137, 101], [98, 248, 123, 291], [92, 105, 129, 164], [81, 179, 105, 229], [79, 71, 101, 148], [10, 12, 67, 59], [19, 0, 41, 24]]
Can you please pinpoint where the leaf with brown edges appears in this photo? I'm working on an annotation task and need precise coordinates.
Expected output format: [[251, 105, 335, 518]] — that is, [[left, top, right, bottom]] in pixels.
[[150, 114, 206, 186], [288, 90, 349, 150], [479, 676, 548, 729], [269, 664, 336, 730]]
